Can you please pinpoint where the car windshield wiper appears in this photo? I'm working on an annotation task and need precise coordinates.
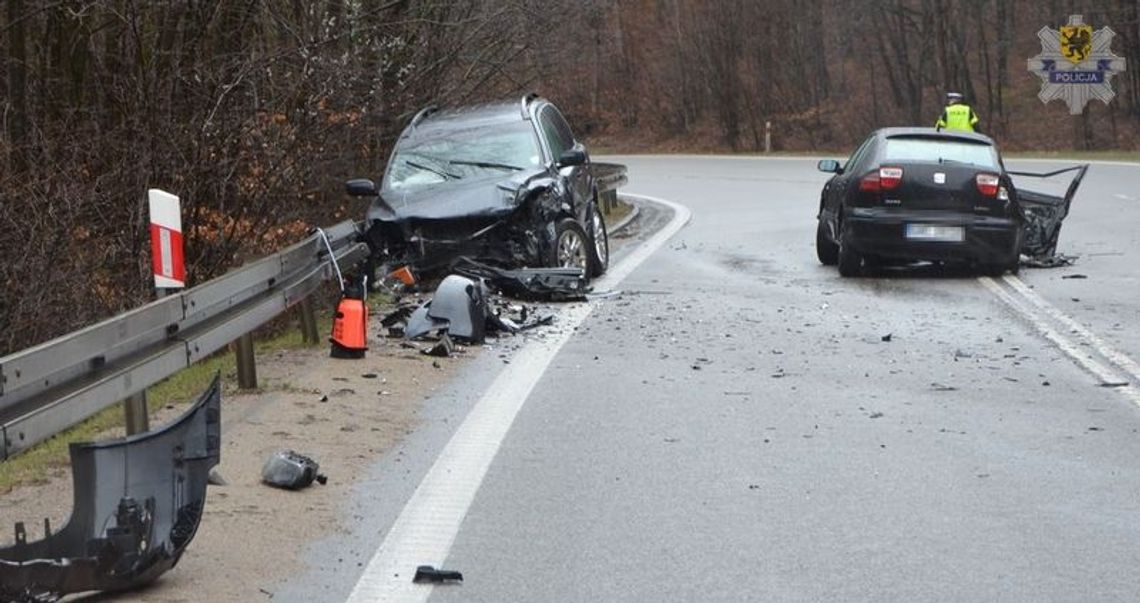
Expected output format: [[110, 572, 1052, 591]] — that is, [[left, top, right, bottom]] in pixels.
[[449, 159, 524, 171], [938, 157, 972, 166], [405, 160, 460, 180]]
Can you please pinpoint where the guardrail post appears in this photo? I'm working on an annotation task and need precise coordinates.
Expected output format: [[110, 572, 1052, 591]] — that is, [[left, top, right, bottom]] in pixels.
[[235, 333, 257, 390], [299, 297, 320, 345], [124, 392, 149, 435]]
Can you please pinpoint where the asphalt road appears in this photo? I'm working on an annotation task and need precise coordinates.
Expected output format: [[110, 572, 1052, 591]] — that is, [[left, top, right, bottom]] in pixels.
[[281, 156, 1140, 602]]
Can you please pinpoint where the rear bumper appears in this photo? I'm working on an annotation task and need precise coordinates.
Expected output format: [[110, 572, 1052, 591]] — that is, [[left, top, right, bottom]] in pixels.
[[845, 208, 1021, 264]]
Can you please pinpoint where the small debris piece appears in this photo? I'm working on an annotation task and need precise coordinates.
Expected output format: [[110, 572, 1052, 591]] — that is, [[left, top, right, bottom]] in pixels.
[[423, 333, 456, 358], [208, 469, 229, 486], [869, 412, 884, 419], [319, 395, 329, 402], [881, 333, 892, 342], [1088, 426, 1104, 431], [930, 383, 958, 392], [261, 450, 328, 490], [1042, 380, 1051, 386], [413, 565, 463, 584], [361, 373, 378, 379], [1099, 381, 1129, 388], [1061, 274, 1088, 279]]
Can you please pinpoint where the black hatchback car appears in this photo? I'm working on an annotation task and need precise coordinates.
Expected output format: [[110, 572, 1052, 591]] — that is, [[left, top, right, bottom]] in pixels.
[[347, 94, 609, 281], [815, 128, 1023, 277]]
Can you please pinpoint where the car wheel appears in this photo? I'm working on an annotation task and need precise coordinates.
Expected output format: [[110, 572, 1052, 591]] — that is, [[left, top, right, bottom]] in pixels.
[[815, 220, 838, 266], [551, 218, 590, 272], [836, 220, 862, 277], [586, 204, 609, 277]]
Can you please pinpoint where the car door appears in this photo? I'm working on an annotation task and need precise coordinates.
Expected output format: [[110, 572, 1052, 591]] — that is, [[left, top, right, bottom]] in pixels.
[[538, 105, 591, 216], [823, 135, 875, 232]]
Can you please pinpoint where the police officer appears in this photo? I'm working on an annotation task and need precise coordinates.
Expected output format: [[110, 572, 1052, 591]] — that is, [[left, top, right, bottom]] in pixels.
[[935, 92, 980, 133]]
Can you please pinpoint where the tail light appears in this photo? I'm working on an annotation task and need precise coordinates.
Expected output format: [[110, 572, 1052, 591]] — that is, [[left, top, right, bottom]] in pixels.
[[976, 173, 1000, 197], [859, 166, 904, 192]]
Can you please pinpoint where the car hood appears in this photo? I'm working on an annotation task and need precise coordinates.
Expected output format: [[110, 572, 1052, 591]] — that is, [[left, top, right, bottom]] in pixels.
[[370, 169, 545, 222]]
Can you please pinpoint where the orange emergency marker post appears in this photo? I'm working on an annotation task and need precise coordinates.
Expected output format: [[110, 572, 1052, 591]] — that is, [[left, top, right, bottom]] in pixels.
[[317, 227, 368, 359]]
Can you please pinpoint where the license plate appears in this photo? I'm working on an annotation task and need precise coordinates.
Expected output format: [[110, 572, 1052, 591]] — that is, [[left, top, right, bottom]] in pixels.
[[905, 224, 964, 242]]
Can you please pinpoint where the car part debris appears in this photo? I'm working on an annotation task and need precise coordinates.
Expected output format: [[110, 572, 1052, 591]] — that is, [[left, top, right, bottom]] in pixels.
[[423, 333, 456, 357], [261, 450, 328, 490], [413, 565, 464, 583], [426, 275, 489, 343], [1008, 165, 1088, 263], [452, 257, 589, 301], [0, 375, 222, 602]]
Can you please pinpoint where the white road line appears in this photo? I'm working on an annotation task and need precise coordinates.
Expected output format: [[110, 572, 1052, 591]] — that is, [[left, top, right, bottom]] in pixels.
[[1002, 274, 1140, 382], [978, 277, 1140, 406], [1115, 193, 1137, 202], [345, 194, 692, 603]]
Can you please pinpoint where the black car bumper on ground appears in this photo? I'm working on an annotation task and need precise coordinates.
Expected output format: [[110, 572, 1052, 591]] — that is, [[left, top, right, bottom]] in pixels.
[[845, 207, 1021, 265]]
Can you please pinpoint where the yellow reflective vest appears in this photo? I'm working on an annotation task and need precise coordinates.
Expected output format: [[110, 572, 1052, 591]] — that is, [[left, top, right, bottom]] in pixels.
[[935, 103, 979, 132]]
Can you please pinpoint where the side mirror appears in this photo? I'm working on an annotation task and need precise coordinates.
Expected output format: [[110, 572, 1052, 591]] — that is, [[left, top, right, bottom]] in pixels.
[[817, 159, 842, 174], [345, 178, 379, 197], [557, 148, 588, 168]]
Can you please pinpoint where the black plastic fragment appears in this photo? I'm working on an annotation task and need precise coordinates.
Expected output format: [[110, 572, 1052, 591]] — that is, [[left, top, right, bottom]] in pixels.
[[452, 257, 589, 301], [413, 565, 464, 583]]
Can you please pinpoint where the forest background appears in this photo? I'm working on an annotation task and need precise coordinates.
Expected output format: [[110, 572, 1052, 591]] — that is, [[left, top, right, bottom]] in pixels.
[[2, 0, 1138, 354]]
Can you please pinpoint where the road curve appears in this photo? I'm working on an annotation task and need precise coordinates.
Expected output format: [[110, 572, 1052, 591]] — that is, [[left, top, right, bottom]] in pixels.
[[280, 155, 1140, 602]]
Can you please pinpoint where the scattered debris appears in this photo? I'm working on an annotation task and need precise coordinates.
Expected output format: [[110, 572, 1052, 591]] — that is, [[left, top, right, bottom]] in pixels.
[[1099, 381, 1129, 388], [1021, 254, 1077, 268], [1088, 426, 1104, 432], [261, 450, 328, 490], [881, 333, 892, 342], [930, 383, 958, 392], [413, 565, 463, 584], [869, 412, 884, 419], [453, 257, 589, 301], [0, 376, 222, 601], [1061, 273, 1088, 279], [422, 334, 456, 358], [361, 373, 379, 379]]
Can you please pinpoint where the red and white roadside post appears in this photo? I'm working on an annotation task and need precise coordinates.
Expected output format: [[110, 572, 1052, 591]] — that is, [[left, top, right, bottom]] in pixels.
[[124, 190, 187, 435], [148, 189, 186, 293]]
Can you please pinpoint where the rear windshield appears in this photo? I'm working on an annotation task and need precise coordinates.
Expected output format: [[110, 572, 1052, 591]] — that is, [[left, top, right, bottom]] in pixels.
[[884, 137, 999, 170]]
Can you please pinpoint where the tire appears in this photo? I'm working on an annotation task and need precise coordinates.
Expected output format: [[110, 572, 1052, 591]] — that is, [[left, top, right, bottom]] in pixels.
[[550, 218, 590, 272], [815, 220, 838, 266], [586, 204, 609, 277], [836, 219, 862, 277]]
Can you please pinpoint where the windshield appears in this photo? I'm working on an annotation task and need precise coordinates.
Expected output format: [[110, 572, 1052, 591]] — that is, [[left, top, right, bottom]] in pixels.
[[384, 121, 542, 191], [884, 137, 1000, 169]]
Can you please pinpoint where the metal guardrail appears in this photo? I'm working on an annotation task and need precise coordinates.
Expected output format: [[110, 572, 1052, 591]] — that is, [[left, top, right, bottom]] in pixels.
[[594, 162, 628, 214], [0, 220, 368, 459]]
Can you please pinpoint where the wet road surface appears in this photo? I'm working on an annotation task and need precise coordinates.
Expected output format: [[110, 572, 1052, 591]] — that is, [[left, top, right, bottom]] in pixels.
[[283, 156, 1140, 601]]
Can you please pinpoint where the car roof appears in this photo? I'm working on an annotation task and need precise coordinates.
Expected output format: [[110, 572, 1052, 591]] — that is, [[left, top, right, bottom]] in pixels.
[[874, 127, 994, 145], [404, 96, 551, 139]]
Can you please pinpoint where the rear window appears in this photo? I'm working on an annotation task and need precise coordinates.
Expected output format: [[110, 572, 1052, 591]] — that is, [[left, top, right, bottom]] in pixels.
[[883, 137, 999, 169]]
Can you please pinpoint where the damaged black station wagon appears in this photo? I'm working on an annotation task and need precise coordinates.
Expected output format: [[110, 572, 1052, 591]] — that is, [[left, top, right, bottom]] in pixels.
[[347, 94, 609, 282]]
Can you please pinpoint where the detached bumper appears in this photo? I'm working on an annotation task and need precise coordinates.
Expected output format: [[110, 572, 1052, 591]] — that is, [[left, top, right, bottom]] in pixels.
[[845, 208, 1021, 264]]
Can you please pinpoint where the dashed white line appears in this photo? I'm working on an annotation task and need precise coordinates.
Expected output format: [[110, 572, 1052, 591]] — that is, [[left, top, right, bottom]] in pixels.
[[344, 194, 692, 603]]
